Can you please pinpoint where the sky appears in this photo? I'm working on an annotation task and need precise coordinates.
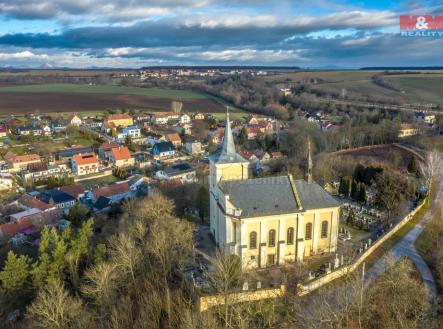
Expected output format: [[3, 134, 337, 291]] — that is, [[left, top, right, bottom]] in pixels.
[[0, 0, 441, 68]]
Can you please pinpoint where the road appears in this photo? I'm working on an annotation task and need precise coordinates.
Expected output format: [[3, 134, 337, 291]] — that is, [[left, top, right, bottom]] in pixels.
[[365, 167, 443, 325]]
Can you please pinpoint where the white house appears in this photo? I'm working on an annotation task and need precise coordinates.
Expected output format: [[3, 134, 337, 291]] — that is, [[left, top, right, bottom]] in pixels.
[[69, 114, 83, 126], [0, 173, 14, 190], [179, 114, 191, 124]]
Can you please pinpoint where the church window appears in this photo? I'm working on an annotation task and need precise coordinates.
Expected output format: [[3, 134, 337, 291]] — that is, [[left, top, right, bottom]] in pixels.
[[249, 231, 257, 249], [268, 229, 276, 247], [321, 221, 329, 238], [305, 223, 312, 240], [287, 227, 294, 245]]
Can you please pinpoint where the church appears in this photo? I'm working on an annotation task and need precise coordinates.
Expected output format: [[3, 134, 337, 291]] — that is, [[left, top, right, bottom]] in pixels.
[[209, 112, 340, 269]]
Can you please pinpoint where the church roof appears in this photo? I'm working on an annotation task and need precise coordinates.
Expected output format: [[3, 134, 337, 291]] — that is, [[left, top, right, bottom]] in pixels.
[[293, 179, 340, 210], [209, 110, 247, 164], [219, 176, 301, 218], [219, 176, 340, 218]]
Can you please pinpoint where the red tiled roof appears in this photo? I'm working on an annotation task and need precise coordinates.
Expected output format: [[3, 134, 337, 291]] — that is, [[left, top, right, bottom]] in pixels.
[[17, 194, 54, 211], [73, 153, 98, 166], [6, 153, 41, 164], [101, 141, 119, 152], [92, 182, 130, 199], [106, 114, 132, 121], [59, 184, 85, 198], [111, 146, 132, 161], [166, 133, 181, 142]]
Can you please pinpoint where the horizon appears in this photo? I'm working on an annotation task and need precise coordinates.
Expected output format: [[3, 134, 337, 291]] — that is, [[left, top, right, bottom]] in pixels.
[[0, 1, 442, 68]]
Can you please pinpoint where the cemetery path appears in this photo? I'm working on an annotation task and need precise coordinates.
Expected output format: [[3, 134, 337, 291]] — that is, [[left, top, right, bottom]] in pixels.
[[365, 174, 443, 322]]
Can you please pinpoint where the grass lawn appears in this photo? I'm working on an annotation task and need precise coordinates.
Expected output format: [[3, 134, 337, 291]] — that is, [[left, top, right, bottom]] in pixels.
[[80, 175, 119, 189], [0, 83, 209, 100]]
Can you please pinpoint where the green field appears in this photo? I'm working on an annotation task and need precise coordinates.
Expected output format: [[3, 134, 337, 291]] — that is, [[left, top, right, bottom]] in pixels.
[[260, 70, 443, 106], [0, 84, 208, 99]]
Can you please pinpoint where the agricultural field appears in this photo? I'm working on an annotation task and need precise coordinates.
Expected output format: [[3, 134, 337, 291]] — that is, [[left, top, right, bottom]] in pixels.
[[0, 83, 230, 115], [261, 70, 443, 107]]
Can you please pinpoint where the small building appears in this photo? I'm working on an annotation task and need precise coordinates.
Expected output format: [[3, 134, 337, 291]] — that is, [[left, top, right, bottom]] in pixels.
[[4, 152, 41, 172], [41, 189, 77, 213], [51, 120, 68, 133], [110, 146, 135, 167], [59, 184, 85, 199], [398, 124, 420, 138], [166, 133, 182, 147], [117, 125, 141, 141], [193, 113, 205, 120], [415, 111, 435, 125], [151, 141, 175, 160], [58, 146, 94, 162], [69, 114, 83, 126], [99, 141, 119, 160], [185, 141, 202, 155], [104, 114, 134, 130], [91, 182, 132, 203], [22, 162, 69, 183], [0, 172, 13, 190], [179, 114, 191, 124], [0, 123, 8, 137], [16, 124, 43, 136], [71, 153, 99, 176], [155, 163, 196, 182]]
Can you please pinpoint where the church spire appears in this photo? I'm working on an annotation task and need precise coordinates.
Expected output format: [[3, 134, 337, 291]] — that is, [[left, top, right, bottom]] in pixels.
[[221, 107, 236, 157], [307, 139, 313, 184]]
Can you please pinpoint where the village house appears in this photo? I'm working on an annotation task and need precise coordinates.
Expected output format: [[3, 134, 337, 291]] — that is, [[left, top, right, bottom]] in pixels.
[[0, 123, 8, 137], [151, 141, 175, 160], [103, 113, 134, 131], [0, 173, 14, 190], [151, 113, 179, 125], [179, 114, 191, 124], [69, 114, 83, 126], [90, 182, 133, 211], [16, 124, 43, 136], [166, 133, 182, 147], [185, 141, 202, 155], [21, 162, 69, 183], [116, 125, 141, 141], [71, 153, 99, 176], [5, 152, 41, 172], [99, 141, 119, 160], [51, 119, 68, 133], [15, 194, 55, 212], [415, 111, 436, 125], [398, 124, 420, 138], [41, 189, 77, 213], [193, 112, 205, 120], [58, 146, 94, 162], [59, 184, 86, 199], [155, 162, 196, 183], [0, 208, 63, 243], [109, 146, 135, 167]]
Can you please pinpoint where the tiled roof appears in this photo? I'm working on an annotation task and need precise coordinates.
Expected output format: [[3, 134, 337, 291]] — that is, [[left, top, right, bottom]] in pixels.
[[59, 184, 85, 198], [7, 153, 41, 164], [17, 194, 54, 211], [106, 114, 132, 121], [101, 141, 119, 152], [92, 182, 130, 199], [58, 147, 93, 158], [111, 146, 132, 161], [73, 153, 98, 166], [41, 189, 76, 204], [166, 133, 181, 142]]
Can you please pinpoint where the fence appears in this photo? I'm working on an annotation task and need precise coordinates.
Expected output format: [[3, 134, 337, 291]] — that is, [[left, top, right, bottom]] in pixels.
[[297, 199, 426, 295]]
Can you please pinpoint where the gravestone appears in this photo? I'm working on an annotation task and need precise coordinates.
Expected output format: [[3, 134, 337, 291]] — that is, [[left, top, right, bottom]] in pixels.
[[242, 281, 248, 291], [257, 281, 262, 289], [334, 254, 340, 269]]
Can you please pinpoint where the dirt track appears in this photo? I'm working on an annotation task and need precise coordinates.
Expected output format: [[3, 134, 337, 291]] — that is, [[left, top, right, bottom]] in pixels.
[[0, 92, 225, 114]]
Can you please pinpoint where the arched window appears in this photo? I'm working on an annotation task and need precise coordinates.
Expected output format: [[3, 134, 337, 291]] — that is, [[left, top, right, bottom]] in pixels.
[[249, 231, 257, 249], [305, 223, 312, 240], [268, 229, 276, 247], [287, 227, 295, 245], [321, 221, 329, 238]]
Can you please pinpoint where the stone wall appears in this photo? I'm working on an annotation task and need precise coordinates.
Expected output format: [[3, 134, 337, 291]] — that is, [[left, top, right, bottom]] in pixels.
[[298, 199, 426, 296], [198, 285, 286, 312]]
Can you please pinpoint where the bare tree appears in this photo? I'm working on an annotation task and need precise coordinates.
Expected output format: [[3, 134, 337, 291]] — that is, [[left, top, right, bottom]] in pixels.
[[420, 149, 442, 195], [171, 101, 183, 115], [27, 280, 89, 329]]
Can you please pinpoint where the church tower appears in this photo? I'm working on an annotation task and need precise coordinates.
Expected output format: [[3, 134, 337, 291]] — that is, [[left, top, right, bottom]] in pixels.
[[209, 109, 249, 243]]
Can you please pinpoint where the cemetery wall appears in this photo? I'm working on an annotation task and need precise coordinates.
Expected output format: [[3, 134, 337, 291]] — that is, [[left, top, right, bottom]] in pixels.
[[197, 285, 286, 312], [298, 199, 426, 296]]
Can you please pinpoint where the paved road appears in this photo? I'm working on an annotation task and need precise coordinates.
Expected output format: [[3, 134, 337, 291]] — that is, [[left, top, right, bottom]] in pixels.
[[365, 171, 443, 324]]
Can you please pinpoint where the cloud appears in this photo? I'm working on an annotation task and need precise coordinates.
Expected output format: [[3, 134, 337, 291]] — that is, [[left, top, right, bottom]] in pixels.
[[0, 50, 48, 60]]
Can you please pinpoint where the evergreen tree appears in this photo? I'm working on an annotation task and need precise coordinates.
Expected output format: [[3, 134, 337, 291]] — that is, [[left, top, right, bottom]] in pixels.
[[407, 156, 420, 176], [68, 203, 90, 227], [358, 183, 366, 203], [239, 127, 248, 145], [350, 179, 358, 200], [197, 186, 209, 222], [0, 251, 31, 294]]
